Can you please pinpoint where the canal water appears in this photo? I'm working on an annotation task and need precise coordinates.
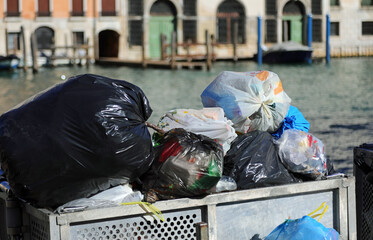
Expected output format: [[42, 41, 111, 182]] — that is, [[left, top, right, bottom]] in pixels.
[[0, 58, 372, 174]]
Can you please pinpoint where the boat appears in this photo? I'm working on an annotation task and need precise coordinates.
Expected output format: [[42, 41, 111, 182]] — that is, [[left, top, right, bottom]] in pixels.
[[0, 55, 19, 70], [255, 41, 313, 63]]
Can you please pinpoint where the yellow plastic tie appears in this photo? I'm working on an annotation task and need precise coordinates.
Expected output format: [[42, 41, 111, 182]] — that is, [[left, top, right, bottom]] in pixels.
[[121, 202, 165, 222], [307, 202, 328, 222]]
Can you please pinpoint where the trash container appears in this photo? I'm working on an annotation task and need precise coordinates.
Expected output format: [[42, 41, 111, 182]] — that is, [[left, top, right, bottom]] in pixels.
[[354, 143, 373, 240]]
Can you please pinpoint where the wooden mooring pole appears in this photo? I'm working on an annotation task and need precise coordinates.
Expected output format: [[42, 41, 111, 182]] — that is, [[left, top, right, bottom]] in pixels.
[[5, 28, 9, 56], [205, 30, 211, 71], [30, 33, 39, 73], [233, 21, 238, 62], [20, 26, 28, 71], [171, 32, 176, 69]]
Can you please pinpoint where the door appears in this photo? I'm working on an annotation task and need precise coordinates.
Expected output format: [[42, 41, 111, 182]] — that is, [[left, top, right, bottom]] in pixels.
[[282, 15, 303, 43], [149, 16, 174, 59]]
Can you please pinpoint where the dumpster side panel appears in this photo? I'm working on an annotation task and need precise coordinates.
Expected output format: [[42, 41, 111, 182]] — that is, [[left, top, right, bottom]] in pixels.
[[216, 191, 334, 239]]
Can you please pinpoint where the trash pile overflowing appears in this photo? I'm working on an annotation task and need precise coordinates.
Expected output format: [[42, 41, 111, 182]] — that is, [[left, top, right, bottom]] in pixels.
[[0, 71, 340, 238]]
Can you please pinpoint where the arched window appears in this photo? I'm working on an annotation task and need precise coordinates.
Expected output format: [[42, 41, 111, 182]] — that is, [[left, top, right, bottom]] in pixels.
[[282, 1, 305, 43], [217, 0, 245, 44], [35, 27, 54, 49], [149, 0, 177, 58]]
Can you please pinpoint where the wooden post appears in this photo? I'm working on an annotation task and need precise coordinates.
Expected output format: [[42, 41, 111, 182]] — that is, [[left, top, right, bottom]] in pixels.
[[142, 32, 146, 68], [205, 30, 211, 71], [187, 39, 192, 62], [85, 38, 90, 67], [20, 26, 28, 71], [160, 34, 166, 60], [233, 21, 238, 62], [211, 34, 216, 62], [171, 31, 176, 69], [30, 33, 39, 73], [5, 28, 9, 56]]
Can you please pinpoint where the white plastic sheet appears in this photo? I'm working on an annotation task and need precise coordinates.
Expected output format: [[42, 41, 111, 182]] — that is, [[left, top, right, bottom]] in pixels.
[[156, 107, 237, 154]]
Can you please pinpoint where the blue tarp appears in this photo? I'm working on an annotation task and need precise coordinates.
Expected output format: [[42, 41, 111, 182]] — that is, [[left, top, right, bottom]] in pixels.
[[272, 105, 310, 139], [265, 215, 339, 240]]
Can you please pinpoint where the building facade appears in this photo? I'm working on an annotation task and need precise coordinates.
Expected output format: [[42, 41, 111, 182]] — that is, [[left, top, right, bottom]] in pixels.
[[0, 0, 373, 62]]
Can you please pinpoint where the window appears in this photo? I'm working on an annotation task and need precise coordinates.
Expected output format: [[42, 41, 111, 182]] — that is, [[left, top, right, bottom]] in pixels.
[[330, 0, 340, 6], [361, 0, 373, 6], [266, 0, 277, 15], [72, 0, 84, 16], [73, 32, 85, 45], [101, 0, 116, 16], [128, 0, 143, 46], [129, 0, 143, 16], [183, 0, 197, 43], [362, 21, 373, 35], [35, 27, 54, 49], [129, 20, 143, 46], [312, 19, 322, 42], [183, 20, 197, 42], [265, 19, 277, 43], [312, 0, 322, 15], [38, 0, 51, 17], [7, 32, 21, 52], [217, 0, 246, 44], [6, 0, 20, 17], [330, 22, 339, 36], [184, 0, 196, 16]]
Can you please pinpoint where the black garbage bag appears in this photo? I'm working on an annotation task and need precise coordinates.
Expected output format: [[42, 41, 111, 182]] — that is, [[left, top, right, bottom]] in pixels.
[[0, 74, 154, 208], [142, 128, 223, 201], [224, 131, 300, 189]]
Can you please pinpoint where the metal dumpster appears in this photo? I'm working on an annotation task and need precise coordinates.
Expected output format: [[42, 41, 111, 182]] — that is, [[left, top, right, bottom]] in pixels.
[[354, 143, 373, 240], [0, 177, 356, 240]]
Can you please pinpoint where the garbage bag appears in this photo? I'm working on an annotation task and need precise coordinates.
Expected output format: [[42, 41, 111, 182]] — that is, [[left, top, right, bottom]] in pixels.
[[265, 215, 339, 240], [201, 70, 291, 134], [275, 129, 329, 180], [143, 128, 223, 200], [224, 131, 300, 189], [56, 184, 143, 213], [154, 107, 237, 154], [272, 105, 310, 139], [0, 74, 154, 208]]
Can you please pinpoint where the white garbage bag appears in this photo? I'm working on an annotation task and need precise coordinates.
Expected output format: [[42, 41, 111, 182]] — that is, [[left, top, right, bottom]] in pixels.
[[201, 70, 291, 134], [155, 107, 237, 154]]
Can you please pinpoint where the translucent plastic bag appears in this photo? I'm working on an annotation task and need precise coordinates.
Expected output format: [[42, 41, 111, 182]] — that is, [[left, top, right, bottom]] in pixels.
[[154, 107, 237, 154], [143, 128, 223, 200], [56, 184, 143, 213], [275, 129, 328, 180], [201, 71, 291, 133]]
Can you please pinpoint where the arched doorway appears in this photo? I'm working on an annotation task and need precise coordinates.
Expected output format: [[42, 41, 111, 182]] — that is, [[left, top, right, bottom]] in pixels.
[[149, 0, 177, 59], [98, 30, 119, 58], [282, 1, 305, 43], [217, 0, 246, 44], [35, 27, 54, 49]]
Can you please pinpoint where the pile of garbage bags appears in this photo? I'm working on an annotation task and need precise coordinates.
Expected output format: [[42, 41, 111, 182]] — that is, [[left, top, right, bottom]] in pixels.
[[0, 70, 337, 211]]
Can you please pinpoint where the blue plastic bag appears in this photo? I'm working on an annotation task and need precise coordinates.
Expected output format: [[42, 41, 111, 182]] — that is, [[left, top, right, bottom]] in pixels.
[[272, 105, 310, 139], [265, 215, 339, 240]]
